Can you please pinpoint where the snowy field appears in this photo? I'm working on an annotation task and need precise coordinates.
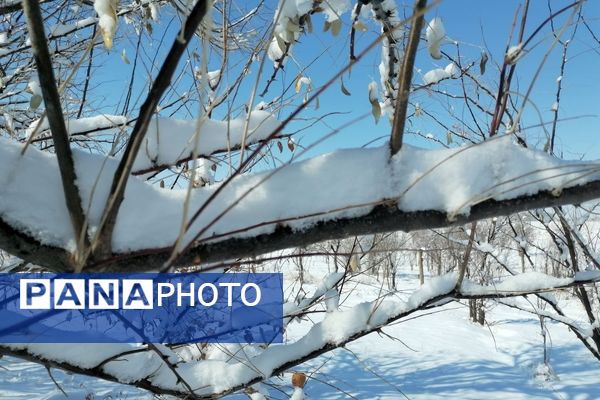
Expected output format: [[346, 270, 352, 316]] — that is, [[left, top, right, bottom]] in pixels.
[[2, 260, 600, 400]]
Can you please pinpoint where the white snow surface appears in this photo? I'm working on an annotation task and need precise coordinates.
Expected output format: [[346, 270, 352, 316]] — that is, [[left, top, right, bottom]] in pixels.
[[94, 0, 118, 49], [0, 135, 598, 253], [26, 114, 127, 139], [132, 109, 279, 173], [423, 62, 459, 85]]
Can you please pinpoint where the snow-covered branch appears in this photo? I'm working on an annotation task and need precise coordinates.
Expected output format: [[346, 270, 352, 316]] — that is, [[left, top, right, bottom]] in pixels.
[[1, 135, 600, 272]]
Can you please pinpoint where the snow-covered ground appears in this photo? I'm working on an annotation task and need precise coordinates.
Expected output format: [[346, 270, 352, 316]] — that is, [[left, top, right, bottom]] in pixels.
[[1, 260, 600, 399]]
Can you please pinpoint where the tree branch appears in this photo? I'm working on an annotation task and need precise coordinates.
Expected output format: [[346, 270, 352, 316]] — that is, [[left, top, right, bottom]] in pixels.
[[22, 0, 88, 268], [390, 0, 427, 155], [3, 177, 600, 272]]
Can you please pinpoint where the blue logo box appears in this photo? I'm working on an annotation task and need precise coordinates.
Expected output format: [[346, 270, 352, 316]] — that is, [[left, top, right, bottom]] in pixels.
[[0, 273, 283, 343]]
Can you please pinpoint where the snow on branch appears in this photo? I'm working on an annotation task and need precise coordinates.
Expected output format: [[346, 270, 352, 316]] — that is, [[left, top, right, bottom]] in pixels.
[[26, 110, 280, 175], [1, 135, 600, 272], [2, 271, 600, 398], [26, 114, 128, 139], [132, 109, 279, 175]]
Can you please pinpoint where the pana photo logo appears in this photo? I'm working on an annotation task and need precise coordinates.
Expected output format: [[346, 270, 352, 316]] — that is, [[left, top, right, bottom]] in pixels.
[[1, 273, 283, 344], [20, 277, 262, 309]]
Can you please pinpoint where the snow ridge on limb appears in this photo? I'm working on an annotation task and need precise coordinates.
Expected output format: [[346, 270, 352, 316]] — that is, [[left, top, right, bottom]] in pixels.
[[131, 109, 279, 175], [2, 272, 600, 398], [1, 135, 600, 271], [24, 110, 280, 176]]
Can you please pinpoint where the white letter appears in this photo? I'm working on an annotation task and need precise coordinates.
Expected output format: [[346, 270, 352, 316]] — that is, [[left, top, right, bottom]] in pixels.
[[241, 283, 261, 306], [219, 282, 240, 306], [89, 279, 119, 309], [20, 279, 50, 309], [122, 280, 153, 309], [198, 283, 218, 306], [54, 279, 85, 309], [157, 283, 175, 307], [176, 282, 195, 307]]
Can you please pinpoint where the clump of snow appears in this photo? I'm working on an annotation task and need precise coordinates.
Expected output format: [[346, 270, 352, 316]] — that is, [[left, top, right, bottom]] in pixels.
[[494, 272, 571, 292], [17, 343, 135, 369], [426, 18, 446, 59], [27, 79, 41, 96], [192, 158, 215, 187], [94, 0, 118, 50], [25, 114, 127, 139], [323, 289, 340, 312], [50, 17, 96, 37], [422, 63, 459, 85], [290, 387, 305, 399], [195, 68, 221, 89], [506, 43, 524, 65], [149, 2, 159, 21], [405, 273, 456, 308], [133, 110, 279, 173]]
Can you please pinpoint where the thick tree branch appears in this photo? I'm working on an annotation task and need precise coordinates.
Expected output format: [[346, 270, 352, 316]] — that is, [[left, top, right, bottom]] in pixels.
[[22, 0, 88, 267], [3, 178, 600, 272]]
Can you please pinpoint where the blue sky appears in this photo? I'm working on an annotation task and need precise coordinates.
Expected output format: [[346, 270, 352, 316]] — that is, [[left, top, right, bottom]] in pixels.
[[95, 0, 600, 162]]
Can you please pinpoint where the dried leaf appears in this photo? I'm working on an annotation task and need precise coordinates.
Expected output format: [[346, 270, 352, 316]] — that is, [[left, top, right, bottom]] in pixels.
[[446, 131, 453, 144], [323, 21, 331, 32], [371, 101, 381, 124], [292, 372, 307, 388], [341, 79, 351, 96], [367, 81, 381, 124], [295, 75, 303, 93], [97, 0, 118, 50], [287, 138, 295, 152], [121, 48, 130, 64], [353, 21, 368, 32], [287, 18, 301, 34], [275, 34, 287, 54], [29, 94, 42, 110], [305, 14, 313, 33], [210, 163, 217, 171], [479, 51, 488, 75], [506, 43, 524, 65], [330, 19, 342, 37], [414, 103, 423, 117], [277, 141, 283, 153], [160, 180, 165, 188]]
